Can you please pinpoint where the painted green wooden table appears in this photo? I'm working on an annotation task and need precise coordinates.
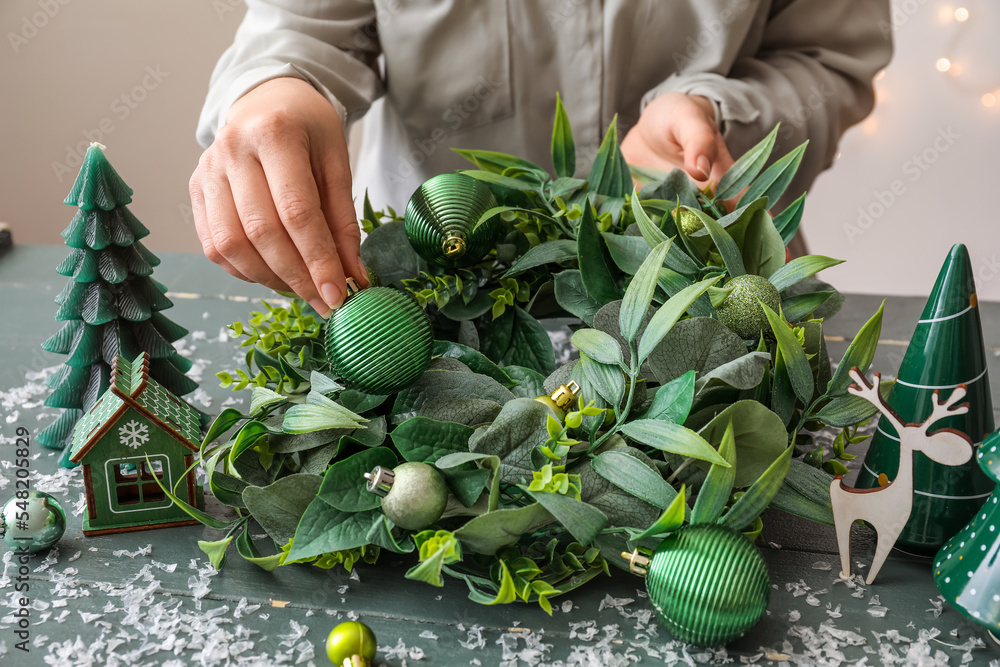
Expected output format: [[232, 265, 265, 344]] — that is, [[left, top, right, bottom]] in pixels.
[[2, 245, 1000, 666]]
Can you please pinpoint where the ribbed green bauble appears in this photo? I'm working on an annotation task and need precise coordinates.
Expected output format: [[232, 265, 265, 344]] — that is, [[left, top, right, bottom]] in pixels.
[[324, 283, 433, 395], [1, 491, 67, 554], [624, 524, 770, 646], [404, 173, 500, 267], [716, 274, 782, 340]]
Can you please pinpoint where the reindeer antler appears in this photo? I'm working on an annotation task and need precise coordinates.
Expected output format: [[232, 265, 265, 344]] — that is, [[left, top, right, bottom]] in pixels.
[[847, 367, 903, 431], [921, 385, 969, 432]]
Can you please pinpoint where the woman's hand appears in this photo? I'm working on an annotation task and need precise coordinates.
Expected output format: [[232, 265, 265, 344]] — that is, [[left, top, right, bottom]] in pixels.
[[621, 92, 734, 189], [190, 77, 366, 317]]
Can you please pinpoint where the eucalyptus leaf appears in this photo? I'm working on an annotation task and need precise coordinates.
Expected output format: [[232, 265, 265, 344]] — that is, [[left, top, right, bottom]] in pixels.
[[691, 418, 737, 524], [454, 503, 553, 555], [309, 371, 344, 396], [620, 420, 729, 466], [317, 447, 396, 512], [571, 329, 623, 366], [696, 400, 789, 487], [525, 489, 608, 545], [739, 141, 808, 208], [773, 193, 806, 245], [695, 351, 771, 393], [242, 473, 323, 545], [436, 452, 502, 511], [577, 205, 622, 305], [453, 149, 546, 174], [579, 354, 626, 409], [352, 415, 386, 447], [588, 116, 632, 198], [762, 304, 813, 404], [620, 239, 671, 343], [826, 300, 885, 397], [468, 398, 551, 485], [392, 417, 474, 464], [339, 390, 389, 414], [769, 255, 845, 293], [782, 291, 834, 323], [504, 365, 547, 399], [460, 169, 537, 192], [630, 485, 687, 539], [502, 240, 577, 277], [283, 393, 367, 433], [554, 270, 600, 325], [637, 168, 700, 208], [591, 450, 678, 510], [603, 232, 651, 275], [630, 193, 669, 249], [432, 340, 515, 388], [367, 516, 415, 554], [812, 393, 881, 428], [286, 503, 381, 562], [502, 307, 557, 375], [637, 276, 721, 363], [716, 125, 778, 200], [551, 92, 576, 178], [360, 222, 424, 288], [645, 317, 745, 385], [721, 443, 793, 531], [740, 209, 786, 279], [392, 370, 514, 425], [644, 371, 695, 424], [577, 461, 662, 529], [418, 399, 504, 426], [249, 386, 286, 415]]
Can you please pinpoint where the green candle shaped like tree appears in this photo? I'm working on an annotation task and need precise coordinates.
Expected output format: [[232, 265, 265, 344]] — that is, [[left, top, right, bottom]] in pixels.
[[37, 143, 198, 465]]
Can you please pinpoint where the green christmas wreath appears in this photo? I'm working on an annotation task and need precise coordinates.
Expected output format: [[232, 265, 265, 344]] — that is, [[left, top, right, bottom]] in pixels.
[[166, 97, 885, 613]]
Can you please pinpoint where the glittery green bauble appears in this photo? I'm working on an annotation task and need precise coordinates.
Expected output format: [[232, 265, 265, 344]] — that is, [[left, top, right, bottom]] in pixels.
[[381, 462, 448, 531], [404, 173, 500, 267], [646, 524, 769, 646], [1, 491, 66, 554], [677, 209, 704, 236], [326, 620, 377, 666], [715, 274, 782, 340], [325, 287, 433, 394]]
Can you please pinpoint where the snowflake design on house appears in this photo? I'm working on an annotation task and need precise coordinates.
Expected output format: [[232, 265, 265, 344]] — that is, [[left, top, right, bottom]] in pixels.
[[118, 420, 150, 449]]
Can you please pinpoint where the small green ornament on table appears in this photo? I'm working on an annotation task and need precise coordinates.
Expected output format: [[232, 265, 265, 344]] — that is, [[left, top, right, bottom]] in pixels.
[[326, 620, 377, 666], [1, 491, 66, 554]]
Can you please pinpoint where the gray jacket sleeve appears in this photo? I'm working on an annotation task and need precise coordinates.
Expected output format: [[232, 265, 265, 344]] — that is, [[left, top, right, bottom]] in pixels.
[[642, 0, 893, 195], [196, 0, 383, 148]]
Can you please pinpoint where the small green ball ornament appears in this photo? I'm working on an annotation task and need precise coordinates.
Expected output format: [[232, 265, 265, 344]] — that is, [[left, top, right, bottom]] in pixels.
[[326, 620, 377, 666], [325, 279, 433, 394], [716, 274, 782, 340], [365, 462, 448, 531], [404, 173, 500, 267], [623, 524, 770, 647], [1, 491, 67, 554]]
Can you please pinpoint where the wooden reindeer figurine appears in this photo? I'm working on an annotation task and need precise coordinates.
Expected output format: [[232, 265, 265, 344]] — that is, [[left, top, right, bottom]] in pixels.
[[831, 367, 974, 584]]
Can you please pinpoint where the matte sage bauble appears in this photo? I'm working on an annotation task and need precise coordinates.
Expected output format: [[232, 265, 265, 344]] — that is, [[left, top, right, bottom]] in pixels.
[[403, 173, 500, 267], [625, 523, 770, 646], [716, 274, 782, 340], [1, 491, 67, 554], [324, 284, 433, 395], [366, 462, 448, 531]]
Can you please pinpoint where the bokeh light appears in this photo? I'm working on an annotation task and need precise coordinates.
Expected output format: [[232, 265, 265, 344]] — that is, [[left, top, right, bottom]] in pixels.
[[955, 7, 969, 21], [936, 58, 952, 72]]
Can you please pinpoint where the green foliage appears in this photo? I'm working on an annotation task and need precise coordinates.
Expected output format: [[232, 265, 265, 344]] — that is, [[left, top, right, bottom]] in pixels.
[[187, 97, 885, 613]]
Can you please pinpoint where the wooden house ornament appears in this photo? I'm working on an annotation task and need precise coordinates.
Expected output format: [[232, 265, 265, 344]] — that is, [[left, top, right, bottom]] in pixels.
[[69, 352, 204, 535]]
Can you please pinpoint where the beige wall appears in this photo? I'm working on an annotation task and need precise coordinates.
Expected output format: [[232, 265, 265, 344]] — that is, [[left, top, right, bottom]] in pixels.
[[2, 0, 999, 301], [0, 0, 247, 254]]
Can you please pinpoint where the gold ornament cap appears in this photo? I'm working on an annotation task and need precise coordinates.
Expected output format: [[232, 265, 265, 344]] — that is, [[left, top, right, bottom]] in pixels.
[[622, 548, 652, 577], [549, 381, 581, 409]]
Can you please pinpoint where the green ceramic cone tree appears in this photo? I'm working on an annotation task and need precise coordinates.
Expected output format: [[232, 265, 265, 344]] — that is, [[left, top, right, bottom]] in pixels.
[[38, 143, 198, 466], [934, 429, 1000, 630], [855, 244, 995, 554]]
